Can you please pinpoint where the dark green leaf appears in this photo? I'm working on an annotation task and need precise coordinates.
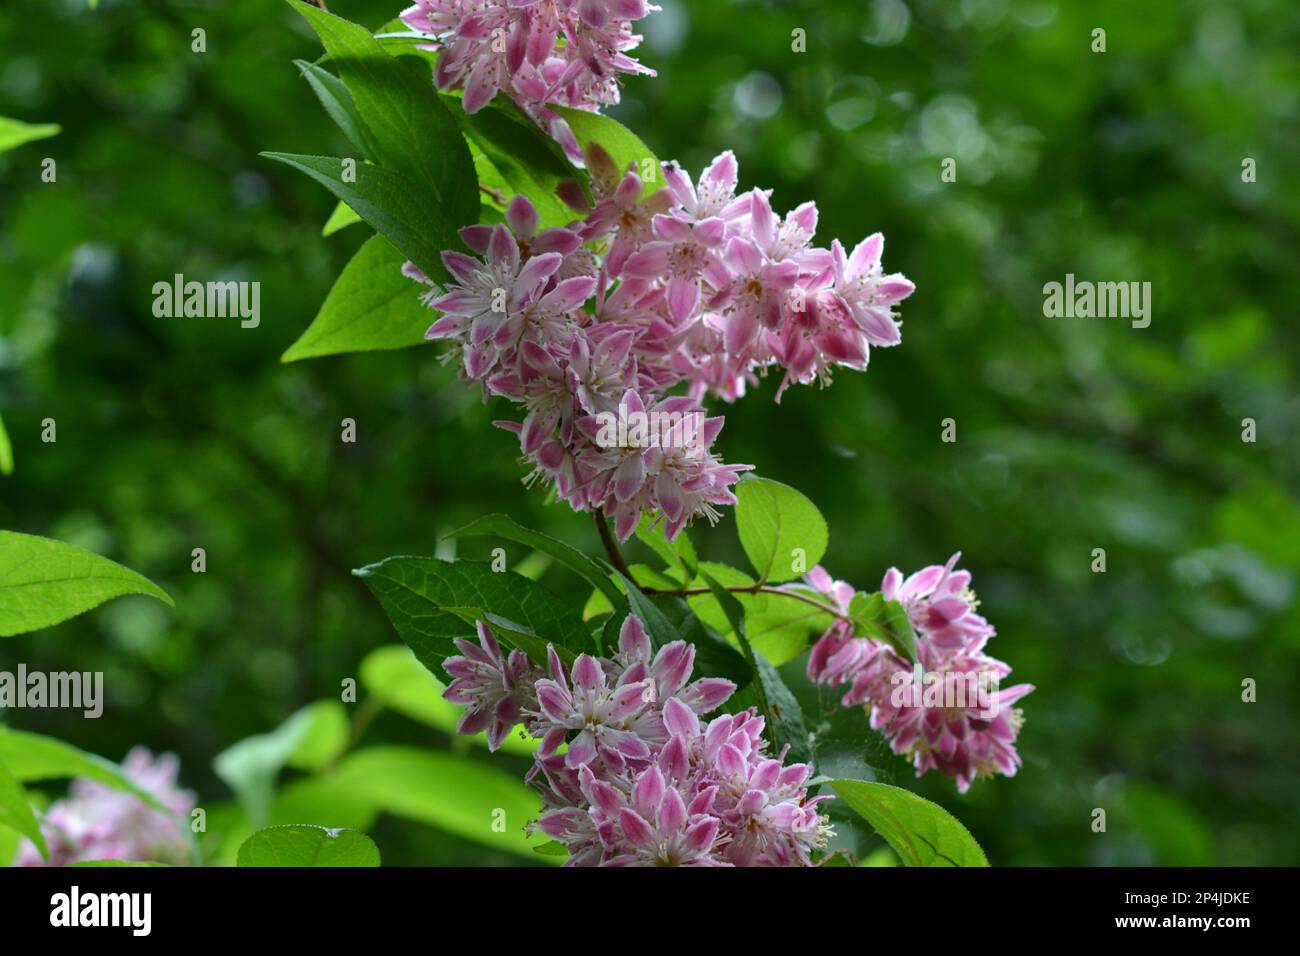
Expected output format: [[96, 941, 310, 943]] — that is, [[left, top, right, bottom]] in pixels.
[[260, 151, 451, 282], [354, 557, 590, 674]]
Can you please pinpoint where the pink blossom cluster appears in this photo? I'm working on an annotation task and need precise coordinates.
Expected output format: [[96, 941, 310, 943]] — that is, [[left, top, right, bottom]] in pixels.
[[399, 0, 657, 159], [800, 556, 1034, 793], [442, 616, 833, 866], [409, 146, 914, 540], [15, 747, 195, 867]]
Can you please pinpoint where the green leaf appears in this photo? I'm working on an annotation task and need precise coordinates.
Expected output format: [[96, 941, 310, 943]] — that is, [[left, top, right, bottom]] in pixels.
[[699, 572, 811, 762], [70, 860, 167, 867], [282, 234, 431, 362], [454, 101, 578, 229], [288, 1, 478, 228], [0, 412, 12, 476], [354, 557, 590, 674], [0, 757, 45, 861], [236, 825, 380, 867], [261, 151, 451, 283], [0, 531, 173, 638], [687, 562, 831, 666], [635, 515, 697, 579], [618, 577, 750, 687], [734, 477, 829, 584], [0, 728, 165, 811], [359, 644, 540, 756], [552, 106, 662, 199], [446, 514, 625, 608], [848, 591, 917, 663], [322, 200, 363, 236], [213, 700, 348, 825], [0, 116, 59, 154], [293, 59, 369, 157], [329, 746, 550, 860], [829, 779, 989, 867]]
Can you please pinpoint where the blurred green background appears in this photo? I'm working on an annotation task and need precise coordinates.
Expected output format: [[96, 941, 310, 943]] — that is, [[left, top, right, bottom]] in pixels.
[[2, 0, 1297, 866]]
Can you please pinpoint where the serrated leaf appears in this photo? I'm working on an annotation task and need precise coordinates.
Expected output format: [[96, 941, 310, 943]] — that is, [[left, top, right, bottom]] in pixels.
[[294, 59, 369, 157], [261, 151, 451, 283], [237, 825, 380, 867], [0, 531, 173, 637], [830, 779, 988, 867], [445, 514, 624, 608], [288, 1, 478, 229], [734, 477, 828, 584], [282, 234, 431, 362], [354, 557, 590, 675]]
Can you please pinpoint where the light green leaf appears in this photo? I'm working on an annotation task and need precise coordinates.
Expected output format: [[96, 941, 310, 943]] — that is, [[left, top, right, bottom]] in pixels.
[[552, 106, 662, 199], [282, 234, 431, 362], [322, 200, 363, 236], [848, 591, 917, 663], [830, 779, 989, 867], [236, 825, 380, 867], [261, 151, 451, 283], [354, 557, 591, 675], [635, 515, 698, 579], [213, 700, 348, 825], [0, 757, 45, 860], [0, 413, 12, 476], [734, 477, 829, 584], [329, 746, 550, 860], [0, 116, 59, 154], [0, 728, 165, 811], [0, 531, 172, 638]]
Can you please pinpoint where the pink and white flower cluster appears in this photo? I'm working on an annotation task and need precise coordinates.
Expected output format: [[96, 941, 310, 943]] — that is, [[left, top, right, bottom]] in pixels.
[[801, 556, 1034, 793], [409, 146, 914, 540], [442, 615, 833, 866], [15, 747, 195, 867], [399, 0, 657, 159]]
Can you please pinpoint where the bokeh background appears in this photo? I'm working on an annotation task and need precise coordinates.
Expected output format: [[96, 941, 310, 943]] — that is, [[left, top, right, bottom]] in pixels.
[[2, 0, 1297, 866]]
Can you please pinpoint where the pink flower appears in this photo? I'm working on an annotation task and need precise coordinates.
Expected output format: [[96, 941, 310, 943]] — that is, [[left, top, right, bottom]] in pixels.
[[16, 748, 195, 867], [443, 620, 541, 751], [802, 557, 1033, 793]]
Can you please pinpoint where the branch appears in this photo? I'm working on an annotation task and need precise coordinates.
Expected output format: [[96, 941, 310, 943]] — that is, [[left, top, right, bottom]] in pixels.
[[593, 508, 634, 580]]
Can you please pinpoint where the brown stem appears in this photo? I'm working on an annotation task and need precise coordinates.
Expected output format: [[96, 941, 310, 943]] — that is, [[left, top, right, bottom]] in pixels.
[[644, 582, 847, 620], [594, 508, 634, 580]]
